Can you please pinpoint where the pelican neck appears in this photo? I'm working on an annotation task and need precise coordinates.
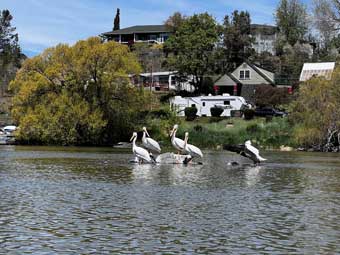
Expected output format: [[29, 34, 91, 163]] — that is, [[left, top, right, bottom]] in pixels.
[[132, 136, 137, 148], [184, 134, 188, 148], [171, 129, 177, 142]]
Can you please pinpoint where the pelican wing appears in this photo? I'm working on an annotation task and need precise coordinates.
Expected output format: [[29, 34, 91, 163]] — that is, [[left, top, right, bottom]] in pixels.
[[172, 137, 185, 151], [245, 143, 259, 155], [186, 143, 203, 158], [223, 144, 246, 154], [245, 144, 266, 163], [144, 137, 161, 153], [134, 146, 152, 162]]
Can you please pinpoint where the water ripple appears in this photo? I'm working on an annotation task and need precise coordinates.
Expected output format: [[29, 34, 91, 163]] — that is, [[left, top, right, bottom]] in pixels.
[[1, 147, 340, 253]]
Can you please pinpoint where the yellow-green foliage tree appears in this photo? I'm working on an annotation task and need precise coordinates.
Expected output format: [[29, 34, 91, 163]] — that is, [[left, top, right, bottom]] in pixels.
[[10, 37, 153, 145], [290, 68, 340, 151]]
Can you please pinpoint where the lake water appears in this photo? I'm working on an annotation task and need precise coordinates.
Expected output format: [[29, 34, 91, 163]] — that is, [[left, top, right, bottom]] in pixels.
[[1, 146, 340, 254]]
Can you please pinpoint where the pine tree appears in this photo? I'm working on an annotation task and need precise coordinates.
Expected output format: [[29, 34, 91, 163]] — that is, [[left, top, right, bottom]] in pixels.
[[0, 10, 20, 61], [0, 9, 21, 96], [113, 8, 120, 31]]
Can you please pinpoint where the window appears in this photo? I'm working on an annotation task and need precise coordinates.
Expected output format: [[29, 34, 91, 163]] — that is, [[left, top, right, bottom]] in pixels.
[[202, 102, 206, 107], [224, 101, 230, 105], [240, 70, 250, 80], [191, 104, 195, 107], [149, 34, 157, 40], [240, 70, 244, 79], [245, 70, 250, 79]]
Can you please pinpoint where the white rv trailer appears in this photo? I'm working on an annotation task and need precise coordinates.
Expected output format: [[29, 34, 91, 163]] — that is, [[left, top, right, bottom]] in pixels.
[[170, 94, 250, 117]]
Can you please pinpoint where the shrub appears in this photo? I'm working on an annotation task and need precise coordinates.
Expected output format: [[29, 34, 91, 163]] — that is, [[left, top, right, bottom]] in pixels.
[[209, 117, 223, 123], [266, 116, 273, 122], [246, 122, 261, 133], [254, 84, 291, 107], [210, 107, 224, 117], [193, 125, 203, 132], [184, 106, 197, 121], [149, 109, 171, 119], [160, 92, 176, 103], [243, 109, 255, 120]]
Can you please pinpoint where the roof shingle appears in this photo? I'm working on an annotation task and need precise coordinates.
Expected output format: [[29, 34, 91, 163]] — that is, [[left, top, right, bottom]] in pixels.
[[102, 25, 171, 36]]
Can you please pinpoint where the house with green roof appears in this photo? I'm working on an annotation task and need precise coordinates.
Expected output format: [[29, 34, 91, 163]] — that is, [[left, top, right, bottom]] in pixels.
[[101, 25, 172, 45]]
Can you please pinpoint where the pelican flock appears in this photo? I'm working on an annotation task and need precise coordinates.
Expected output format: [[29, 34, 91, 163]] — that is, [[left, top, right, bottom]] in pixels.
[[130, 124, 204, 164], [130, 124, 266, 165]]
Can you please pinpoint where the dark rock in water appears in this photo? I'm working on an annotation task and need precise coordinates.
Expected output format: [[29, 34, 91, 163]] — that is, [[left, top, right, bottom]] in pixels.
[[113, 142, 130, 148], [227, 161, 239, 166]]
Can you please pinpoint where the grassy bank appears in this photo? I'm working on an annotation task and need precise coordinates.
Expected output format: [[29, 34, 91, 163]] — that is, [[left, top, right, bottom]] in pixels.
[[147, 116, 295, 150]]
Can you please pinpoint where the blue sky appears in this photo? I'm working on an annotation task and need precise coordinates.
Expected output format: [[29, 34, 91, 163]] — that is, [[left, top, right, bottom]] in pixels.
[[1, 0, 311, 57]]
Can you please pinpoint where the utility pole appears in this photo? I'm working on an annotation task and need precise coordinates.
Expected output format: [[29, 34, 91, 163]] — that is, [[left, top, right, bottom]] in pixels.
[[150, 51, 153, 93]]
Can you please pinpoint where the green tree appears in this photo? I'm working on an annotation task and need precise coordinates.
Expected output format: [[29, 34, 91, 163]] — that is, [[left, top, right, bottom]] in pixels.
[[132, 42, 165, 73], [164, 13, 219, 93], [164, 12, 187, 32], [0, 9, 21, 96], [275, 42, 312, 85], [290, 68, 340, 151], [221, 10, 254, 71], [313, 0, 337, 48], [250, 52, 281, 73], [275, 0, 308, 46], [312, 0, 340, 59], [10, 37, 154, 145]]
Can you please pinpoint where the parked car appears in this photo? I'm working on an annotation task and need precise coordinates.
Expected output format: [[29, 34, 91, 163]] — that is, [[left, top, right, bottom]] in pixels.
[[254, 107, 287, 117]]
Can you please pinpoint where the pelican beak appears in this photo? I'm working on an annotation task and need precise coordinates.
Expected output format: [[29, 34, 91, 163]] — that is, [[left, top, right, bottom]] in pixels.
[[145, 130, 150, 137], [169, 128, 174, 137], [184, 132, 188, 143]]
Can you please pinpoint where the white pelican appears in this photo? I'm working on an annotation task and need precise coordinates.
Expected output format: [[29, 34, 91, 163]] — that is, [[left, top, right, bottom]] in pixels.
[[169, 124, 185, 153], [224, 141, 266, 164], [244, 140, 266, 164], [142, 127, 161, 153], [183, 132, 203, 161], [130, 132, 152, 163]]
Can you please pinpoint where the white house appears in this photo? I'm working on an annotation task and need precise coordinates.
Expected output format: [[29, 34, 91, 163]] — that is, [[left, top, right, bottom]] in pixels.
[[170, 94, 250, 117], [136, 71, 195, 92], [251, 24, 278, 55], [299, 62, 336, 82]]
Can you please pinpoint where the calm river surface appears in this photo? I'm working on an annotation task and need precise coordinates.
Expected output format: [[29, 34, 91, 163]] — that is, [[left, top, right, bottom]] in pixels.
[[1, 146, 340, 254]]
